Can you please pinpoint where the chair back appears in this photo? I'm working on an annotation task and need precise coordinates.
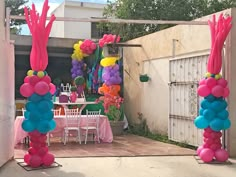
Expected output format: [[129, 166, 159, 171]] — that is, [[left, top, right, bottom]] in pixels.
[[65, 108, 80, 127], [61, 83, 71, 93], [85, 110, 101, 128], [22, 108, 26, 117], [53, 108, 61, 116]]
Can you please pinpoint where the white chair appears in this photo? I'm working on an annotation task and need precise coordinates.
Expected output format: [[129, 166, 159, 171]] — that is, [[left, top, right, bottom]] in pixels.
[[63, 108, 81, 145], [61, 83, 71, 93], [80, 110, 101, 144], [47, 109, 62, 146], [53, 108, 61, 116], [22, 108, 26, 117]]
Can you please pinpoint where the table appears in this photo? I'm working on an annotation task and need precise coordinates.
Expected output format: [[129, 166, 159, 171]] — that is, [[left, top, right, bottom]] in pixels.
[[14, 115, 113, 146]]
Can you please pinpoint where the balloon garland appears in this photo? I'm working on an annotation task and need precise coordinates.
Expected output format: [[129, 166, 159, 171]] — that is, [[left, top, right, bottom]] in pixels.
[[19, 0, 56, 168], [194, 14, 232, 163]]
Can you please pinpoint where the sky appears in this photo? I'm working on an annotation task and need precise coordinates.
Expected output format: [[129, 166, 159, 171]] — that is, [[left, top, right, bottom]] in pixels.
[[21, 0, 109, 35]]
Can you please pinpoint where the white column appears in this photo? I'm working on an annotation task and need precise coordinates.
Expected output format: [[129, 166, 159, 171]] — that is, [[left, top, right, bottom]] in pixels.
[[0, 1, 15, 167]]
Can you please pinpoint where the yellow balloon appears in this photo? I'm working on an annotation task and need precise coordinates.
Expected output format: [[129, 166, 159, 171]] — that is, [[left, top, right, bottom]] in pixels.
[[215, 74, 222, 80], [100, 57, 119, 67], [37, 71, 44, 78], [205, 72, 211, 78], [27, 70, 34, 76]]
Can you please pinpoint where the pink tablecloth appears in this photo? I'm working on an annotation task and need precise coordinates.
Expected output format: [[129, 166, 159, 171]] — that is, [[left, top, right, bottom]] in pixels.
[[14, 115, 113, 146]]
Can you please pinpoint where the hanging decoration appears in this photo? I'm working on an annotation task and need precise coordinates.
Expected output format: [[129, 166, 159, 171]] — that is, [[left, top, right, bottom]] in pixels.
[[194, 14, 232, 163], [19, 0, 56, 168]]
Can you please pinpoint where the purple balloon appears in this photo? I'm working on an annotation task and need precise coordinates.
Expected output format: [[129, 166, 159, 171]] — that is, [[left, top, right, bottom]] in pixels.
[[72, 60, 78, 65]]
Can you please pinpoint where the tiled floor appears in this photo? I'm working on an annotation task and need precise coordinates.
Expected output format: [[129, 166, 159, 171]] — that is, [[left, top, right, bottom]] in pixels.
[[14, 134, 196, 158]]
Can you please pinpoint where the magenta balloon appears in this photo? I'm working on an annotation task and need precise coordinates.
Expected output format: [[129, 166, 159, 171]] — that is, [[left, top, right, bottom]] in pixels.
[[24, 154, 31, 165], [199, 78, 206, 85], [199, 148, 214, 163], [49, 83, 56, 95], [197, 85, 211, 97], [43, 153, 55, 166], [38, 147, 48, 156], [29, 75, 40, 86], [217, 78, 228, 88], [28, 147, 37, 155], [24, 76, 30, 83], [20, 83, 34, 97], [206, 77, 217, 88], [215, 149, 229, 162], [34, 81, 50, 95], [41, 75, 51, 84], [197, 146, 204, 156], [29, 155, 42, 168], [212, 85, 224, 97], [223, 87, 230, 98]]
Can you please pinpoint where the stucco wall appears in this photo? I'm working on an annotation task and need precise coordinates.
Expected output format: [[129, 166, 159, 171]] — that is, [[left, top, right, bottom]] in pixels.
[[50, 1, 105, 39], [123, 9, 231, 135], [50, 2, 65, 38]]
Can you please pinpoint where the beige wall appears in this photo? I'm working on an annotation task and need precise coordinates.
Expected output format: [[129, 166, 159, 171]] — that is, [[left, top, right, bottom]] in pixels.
[[0, 1, 15, 167], [50, 2, 65, 38], [123, 9, 231, 136]]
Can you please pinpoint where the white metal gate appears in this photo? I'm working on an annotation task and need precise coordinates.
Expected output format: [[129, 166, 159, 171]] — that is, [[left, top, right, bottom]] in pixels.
[[169, 53, 209, 146]]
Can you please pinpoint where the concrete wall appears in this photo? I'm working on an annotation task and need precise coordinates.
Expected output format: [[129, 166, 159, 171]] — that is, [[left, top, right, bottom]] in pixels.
[[0, 1, 15, 167], [50, 2, 65, 38], [123, 9, 231, 136], [50, 1, 105, 39]]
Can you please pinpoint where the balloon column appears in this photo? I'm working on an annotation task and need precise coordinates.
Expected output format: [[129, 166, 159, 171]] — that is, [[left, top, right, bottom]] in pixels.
[[194, 14, 232, 163], [19, 0, 56, 167], [98, 34, 123, 116], [71, 40, 97, 95]]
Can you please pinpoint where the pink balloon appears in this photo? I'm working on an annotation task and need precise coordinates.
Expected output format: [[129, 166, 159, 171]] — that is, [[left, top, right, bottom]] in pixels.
[[197, 146, 204, 156], [24, 154, 31, 165], [223, 87, 230, 98], [24, 76, 30, 83], [217, 78, 228, 88], [29, 130, 41, 137], [29, 75, 40, 86], [41, 75, 51, 84], [210, 143, 220, 151], [49, 83, 56, 95], [203, 131, 211, 138], [200, 148, 214, 163], [30, 155, 42, 168], [215, 149, 229, 162], [43, 153, 55, 166], [203, 143, 210, 148], [199, 78, 206, 85], [205, 138, 213, 145], [34, 81, 50, 95], [212, 85, 224, 97], [91, 43, 97, 50], [197, 85, 211, 97], [38, 147, 48, 156], [206, 77, 217, 88], [28, 147, 38, 155], [20, 83, 34, 97]]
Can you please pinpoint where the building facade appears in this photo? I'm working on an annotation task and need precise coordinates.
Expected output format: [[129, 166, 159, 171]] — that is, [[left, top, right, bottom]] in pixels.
[[50, 0, 106, 39]]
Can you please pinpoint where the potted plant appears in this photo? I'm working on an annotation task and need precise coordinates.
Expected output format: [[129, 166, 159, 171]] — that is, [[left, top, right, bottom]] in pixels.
[[139, 74, 149, 82], [97, 94, 124, 136]]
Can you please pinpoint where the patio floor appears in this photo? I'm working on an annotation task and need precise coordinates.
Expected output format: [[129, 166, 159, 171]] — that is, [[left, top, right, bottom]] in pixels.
[[14, 134, 195, 158]]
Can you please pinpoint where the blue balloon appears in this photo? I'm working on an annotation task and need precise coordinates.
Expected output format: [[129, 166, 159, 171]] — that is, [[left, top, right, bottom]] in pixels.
[[221, 100, 228, 110], [41, 111, 54, 121], [24, 111, 30, 119], [194, 116, 209, 129], [25, 101, 36, 112], [205, 94, 216, 102], [43, 92, 52, 100], [38, 100, 52, 112], [201, 99, 211, 109], [210, 118, 224, 131], [223, 119, 231, 130], [199, 108, 204, 115], [22, 120, 35, 132], [37, 121, 50, 134], [29, 110, 41, 121], [49, 120, 56, 131], [29, 93, 42, 102], [203, 109, 215, 120], [217, 110, 229, 119], [210, 101, 223, 112]]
